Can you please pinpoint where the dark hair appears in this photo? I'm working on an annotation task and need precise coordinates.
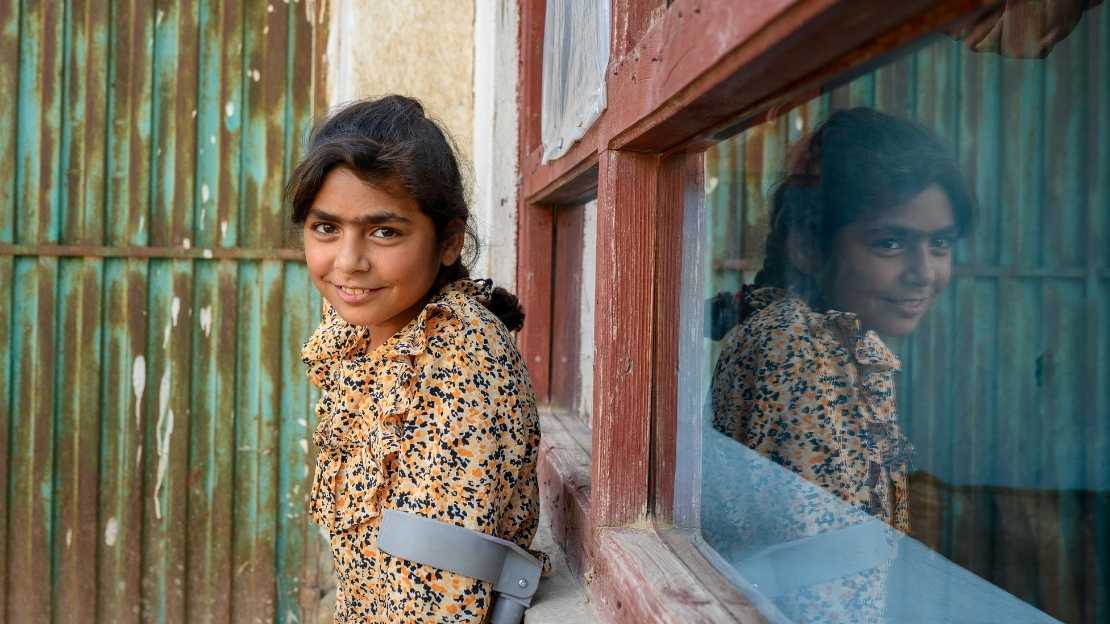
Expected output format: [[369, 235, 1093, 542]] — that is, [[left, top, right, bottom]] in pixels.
[[754, 107, 976, 307], [285, 95, 524, 331]]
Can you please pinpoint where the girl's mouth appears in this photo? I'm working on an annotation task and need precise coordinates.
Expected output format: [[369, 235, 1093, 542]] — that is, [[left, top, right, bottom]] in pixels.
[[883, 297, 929, 315], [333, 284, 382, 304]]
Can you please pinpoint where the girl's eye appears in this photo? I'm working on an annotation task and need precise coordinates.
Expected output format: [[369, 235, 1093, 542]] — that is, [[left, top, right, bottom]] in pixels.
[[871, 238, 904, 254], [310, 222, 338, 236], [370, 227, 399, 240], [930, 236, 954, 251]]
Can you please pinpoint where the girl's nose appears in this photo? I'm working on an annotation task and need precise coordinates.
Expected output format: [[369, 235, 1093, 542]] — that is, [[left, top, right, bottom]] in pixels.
[[333, 237, 371, 274], [902, 244, 933, 286]]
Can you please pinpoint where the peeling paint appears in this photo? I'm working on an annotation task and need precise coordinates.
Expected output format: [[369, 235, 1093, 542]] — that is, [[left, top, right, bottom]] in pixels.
[[210, 134, 216, 145], [299, 439, 308, 453], [156, 9, 164, 24], [105, 518, 118, 546], [252, 69, 261, 82], [182, 238, 191, 250], [154, 369, 174, 520], [199, 306, 213, 337], [132, 356, 146, 430], [171, 296, 181, 326], [202, 249, 214, 259], [225, 101, 235, 119], [201, 183, 210, 203], [221, 220, 229, 238], [66, 529, 72, 548]]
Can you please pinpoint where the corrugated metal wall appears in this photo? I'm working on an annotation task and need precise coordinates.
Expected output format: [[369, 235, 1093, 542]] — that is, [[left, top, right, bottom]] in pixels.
[[705, 6, 1108, 623], [0, 0, 330, 621]]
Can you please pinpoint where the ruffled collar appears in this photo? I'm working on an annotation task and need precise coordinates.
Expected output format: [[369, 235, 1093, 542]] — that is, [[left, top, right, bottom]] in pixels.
[[301, 278, 494, 389], [302, 278, 494, 533], [746, 287, 901, 372]]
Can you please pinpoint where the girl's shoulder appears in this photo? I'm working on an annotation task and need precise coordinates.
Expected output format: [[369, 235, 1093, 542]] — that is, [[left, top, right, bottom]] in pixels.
[[722, 288, 850, 364], [401, 279, 525, 370]]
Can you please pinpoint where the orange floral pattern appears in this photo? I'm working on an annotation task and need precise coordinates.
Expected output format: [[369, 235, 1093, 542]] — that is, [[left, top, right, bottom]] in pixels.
[[303, 279, 542, 623]]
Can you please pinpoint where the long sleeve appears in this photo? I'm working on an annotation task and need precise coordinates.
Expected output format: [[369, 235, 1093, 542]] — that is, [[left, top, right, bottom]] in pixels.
[[374, 323, 541, 623]]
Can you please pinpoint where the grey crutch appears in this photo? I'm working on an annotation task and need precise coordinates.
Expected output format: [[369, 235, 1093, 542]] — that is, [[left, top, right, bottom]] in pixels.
[[377, 509, 542, 624]]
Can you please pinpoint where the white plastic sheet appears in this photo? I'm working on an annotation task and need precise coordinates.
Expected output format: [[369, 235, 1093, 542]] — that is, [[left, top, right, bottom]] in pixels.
[[540, 0, 611, 162]]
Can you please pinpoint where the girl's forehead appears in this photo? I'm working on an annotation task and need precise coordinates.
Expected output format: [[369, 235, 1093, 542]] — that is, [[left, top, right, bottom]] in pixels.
[[858, 184, 955, 232], [314, 168, 422, 219]]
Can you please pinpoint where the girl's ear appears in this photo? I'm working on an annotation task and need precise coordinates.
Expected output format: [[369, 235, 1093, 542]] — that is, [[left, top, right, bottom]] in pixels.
[[786, 230, 822, 275], [440, 220, 465, 266]]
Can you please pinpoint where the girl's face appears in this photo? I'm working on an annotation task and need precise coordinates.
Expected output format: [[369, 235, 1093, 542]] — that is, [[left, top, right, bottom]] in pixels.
[[822, 184, 958, 336], [303, 168, 461, 345]]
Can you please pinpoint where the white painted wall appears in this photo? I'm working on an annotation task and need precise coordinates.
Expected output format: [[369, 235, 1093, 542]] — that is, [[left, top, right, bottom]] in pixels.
[[471, 0, 519, 288]]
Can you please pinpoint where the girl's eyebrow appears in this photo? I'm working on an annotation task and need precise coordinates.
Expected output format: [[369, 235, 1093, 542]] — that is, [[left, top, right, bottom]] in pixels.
[[866, 224, 958, 238], [306, 207, 412, 226]]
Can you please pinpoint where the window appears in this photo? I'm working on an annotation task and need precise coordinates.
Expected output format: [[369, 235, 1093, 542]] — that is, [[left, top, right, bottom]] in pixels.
[[540, 0, 610, 162], [550, 200, 598, 427], [682, 5, 1109, 623]]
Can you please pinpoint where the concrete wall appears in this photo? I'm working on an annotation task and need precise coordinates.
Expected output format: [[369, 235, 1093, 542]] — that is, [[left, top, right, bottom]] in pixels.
[[327, 0, 475, 164], [471, 0, 519, 288]]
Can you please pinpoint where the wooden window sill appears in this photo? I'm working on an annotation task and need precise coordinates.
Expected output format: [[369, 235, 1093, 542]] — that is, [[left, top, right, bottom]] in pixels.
[[538, 408, 767, 623]]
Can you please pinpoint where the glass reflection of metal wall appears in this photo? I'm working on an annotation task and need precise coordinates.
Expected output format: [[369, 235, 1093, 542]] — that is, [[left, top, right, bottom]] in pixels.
[[698, 5, 1109, 622]]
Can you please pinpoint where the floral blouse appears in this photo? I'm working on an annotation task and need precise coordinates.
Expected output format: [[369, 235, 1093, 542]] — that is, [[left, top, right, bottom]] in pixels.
[[710, 288, 913, 621], [302, 279, 542, 623], [711, 287, 911, 532]]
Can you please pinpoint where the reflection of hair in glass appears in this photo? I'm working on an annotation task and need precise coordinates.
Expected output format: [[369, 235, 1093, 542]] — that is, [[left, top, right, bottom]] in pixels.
[[755, 107, 976, 309]]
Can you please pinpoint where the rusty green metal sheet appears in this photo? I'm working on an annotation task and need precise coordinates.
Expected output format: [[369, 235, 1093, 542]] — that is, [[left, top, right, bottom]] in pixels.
[[0, 256, 11, 619], [3, 0, 327, 622]]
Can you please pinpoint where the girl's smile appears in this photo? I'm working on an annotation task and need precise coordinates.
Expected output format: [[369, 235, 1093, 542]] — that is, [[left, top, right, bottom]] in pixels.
[[303, 167, 462, 348], [823, 184, 957, 336]]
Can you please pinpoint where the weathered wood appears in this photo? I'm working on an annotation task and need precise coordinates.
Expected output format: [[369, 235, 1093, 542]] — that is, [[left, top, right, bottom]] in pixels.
[[592, 150, 657, 528], [537, 408, 594, 581], [649, 153, 699, 523], [516, 202, 555, 401], [591, 528, 765, 623], [551, 205, 586, 410]]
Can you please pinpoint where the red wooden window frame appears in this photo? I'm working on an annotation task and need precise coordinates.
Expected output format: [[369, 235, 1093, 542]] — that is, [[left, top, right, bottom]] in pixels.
[[515, 1, 998, 620]]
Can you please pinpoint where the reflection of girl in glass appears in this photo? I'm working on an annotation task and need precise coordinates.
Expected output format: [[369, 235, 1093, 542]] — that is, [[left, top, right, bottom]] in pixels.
[[711, 107, 975, 534], [710, 107, 974, 620]]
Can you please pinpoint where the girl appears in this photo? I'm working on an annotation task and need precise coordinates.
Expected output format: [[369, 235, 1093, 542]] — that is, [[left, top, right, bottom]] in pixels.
[[287, 95, 542, 623], [709, 107, 975, 619]]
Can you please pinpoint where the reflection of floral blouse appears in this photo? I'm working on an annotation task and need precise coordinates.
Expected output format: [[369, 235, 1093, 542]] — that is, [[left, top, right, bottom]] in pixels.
[[302, 279, 542, 623], [711, 287, 912, 533]]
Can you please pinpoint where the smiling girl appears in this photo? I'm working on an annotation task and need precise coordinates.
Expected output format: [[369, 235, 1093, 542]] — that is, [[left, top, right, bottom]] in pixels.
[[287, 96, 541, 623], [709, 108, 975, 619]]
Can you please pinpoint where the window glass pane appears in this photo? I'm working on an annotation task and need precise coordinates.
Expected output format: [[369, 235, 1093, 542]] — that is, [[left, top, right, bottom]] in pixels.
[[540, 0, 610, 162], [684, 5, 1109, 623]]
